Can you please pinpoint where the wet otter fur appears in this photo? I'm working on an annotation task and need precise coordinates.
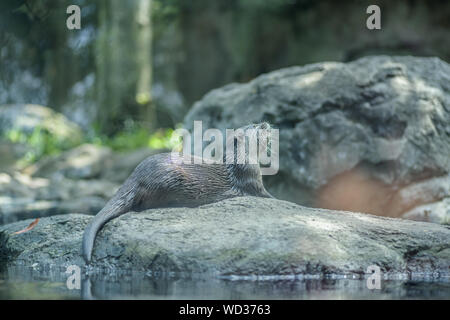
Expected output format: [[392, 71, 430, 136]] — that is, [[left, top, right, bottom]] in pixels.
[[81, 123, 274, 263]]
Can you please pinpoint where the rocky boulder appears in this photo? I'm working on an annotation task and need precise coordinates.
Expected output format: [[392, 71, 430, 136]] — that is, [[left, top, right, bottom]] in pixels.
[[183, 56, 450, 222], [0, 197, 449, 277]]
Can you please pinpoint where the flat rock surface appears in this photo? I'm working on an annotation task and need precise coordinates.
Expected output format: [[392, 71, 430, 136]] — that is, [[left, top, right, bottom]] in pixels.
[[1, 197, 449, 277]]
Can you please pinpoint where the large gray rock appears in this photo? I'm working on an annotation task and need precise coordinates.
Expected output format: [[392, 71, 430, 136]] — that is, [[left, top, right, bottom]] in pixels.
[[0, 197, 449, 277], [183, 56, 450, 221]]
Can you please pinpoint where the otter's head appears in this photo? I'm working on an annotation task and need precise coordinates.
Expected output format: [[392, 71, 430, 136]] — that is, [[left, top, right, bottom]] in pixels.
[[225, 122, 274, 165]]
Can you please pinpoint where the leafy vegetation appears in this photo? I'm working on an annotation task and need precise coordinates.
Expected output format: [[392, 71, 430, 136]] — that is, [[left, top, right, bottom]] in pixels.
[[5, 124, 177, 166], [88, 125, 176, 152], [5, 126, 79, 165]]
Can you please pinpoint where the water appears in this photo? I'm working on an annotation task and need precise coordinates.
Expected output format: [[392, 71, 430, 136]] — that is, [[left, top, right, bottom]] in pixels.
[[0, 266, 449, 300]]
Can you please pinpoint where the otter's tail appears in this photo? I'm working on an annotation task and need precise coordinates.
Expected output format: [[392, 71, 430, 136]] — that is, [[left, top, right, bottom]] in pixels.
[[82, 193, 132, 264]]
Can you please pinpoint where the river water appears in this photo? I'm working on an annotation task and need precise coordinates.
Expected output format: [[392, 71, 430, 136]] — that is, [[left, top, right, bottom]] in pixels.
[[0, 266, 449, 300]]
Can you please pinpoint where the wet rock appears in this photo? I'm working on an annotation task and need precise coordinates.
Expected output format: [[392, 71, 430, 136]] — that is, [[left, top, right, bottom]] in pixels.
[[0, 197, 449, 276], [184, 56, 450, 221]]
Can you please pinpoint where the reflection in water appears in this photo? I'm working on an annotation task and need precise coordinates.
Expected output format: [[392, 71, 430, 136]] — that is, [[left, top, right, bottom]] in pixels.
[[82, 278, 94, 300], [0, 266, 449, 300]]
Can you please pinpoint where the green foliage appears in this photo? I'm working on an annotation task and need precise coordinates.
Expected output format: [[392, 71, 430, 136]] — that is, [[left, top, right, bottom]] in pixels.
[[5, 124, 177, 166], [148, 128, 175, 149], [152, 0, 180, 22], [5, 126, 78, 165], [89, 125, 176, 152]]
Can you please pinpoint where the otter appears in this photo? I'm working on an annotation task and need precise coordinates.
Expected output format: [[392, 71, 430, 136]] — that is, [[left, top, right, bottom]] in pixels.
[[81, 122, 274, 263]]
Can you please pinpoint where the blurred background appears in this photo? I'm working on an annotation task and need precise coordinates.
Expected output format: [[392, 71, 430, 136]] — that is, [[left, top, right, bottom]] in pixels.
[[1, 0, 450, 300], [0, 0, 449, 222], [1, 0, 449, 135]]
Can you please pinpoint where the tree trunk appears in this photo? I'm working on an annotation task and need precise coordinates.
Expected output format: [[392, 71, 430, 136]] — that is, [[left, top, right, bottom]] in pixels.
[[96, 0, 153, 135]]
